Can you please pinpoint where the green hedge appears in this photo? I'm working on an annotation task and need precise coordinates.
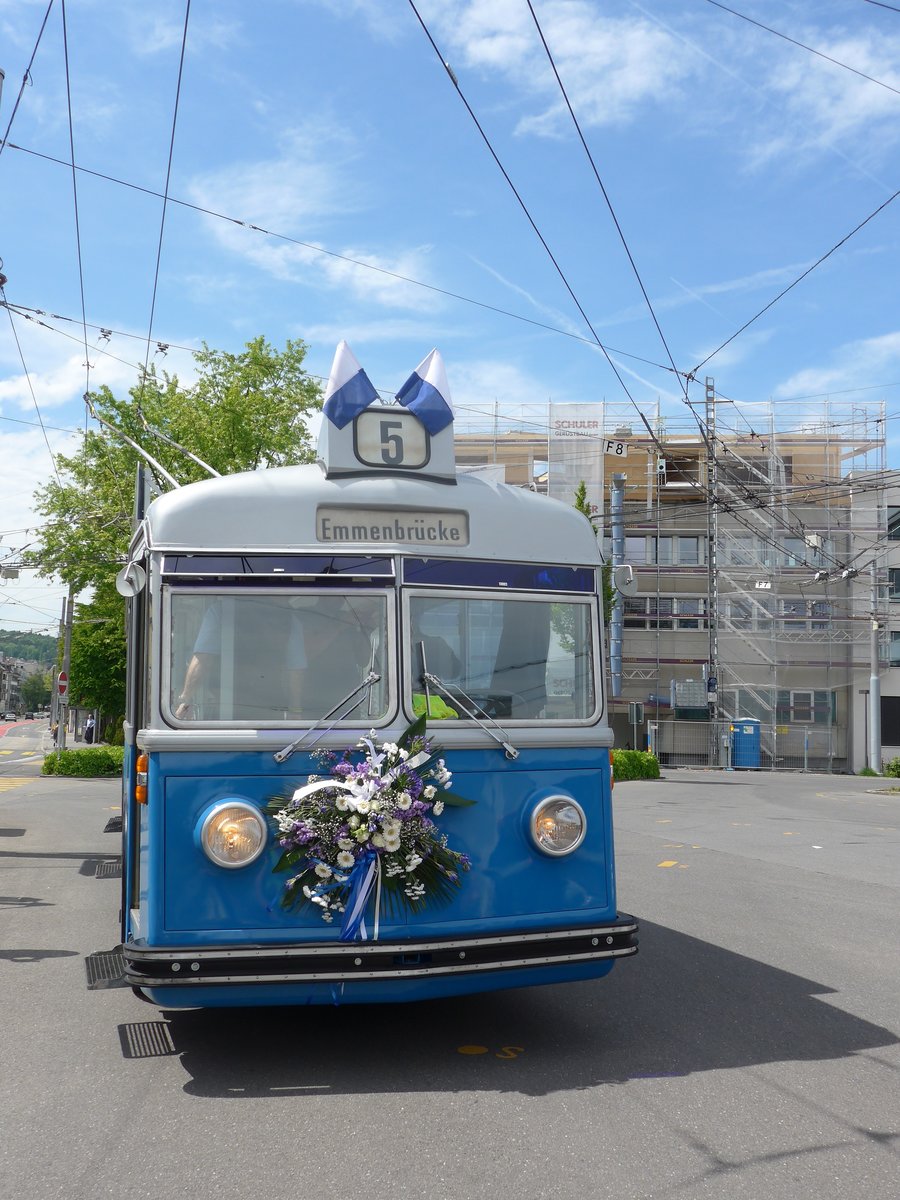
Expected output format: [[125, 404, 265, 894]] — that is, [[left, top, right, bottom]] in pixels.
[[42, 746, 125, 777], [612, 748, 660, 781]]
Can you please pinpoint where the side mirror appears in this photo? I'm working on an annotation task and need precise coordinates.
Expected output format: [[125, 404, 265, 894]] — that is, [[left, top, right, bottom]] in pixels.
[[115, 561, 147, 597]]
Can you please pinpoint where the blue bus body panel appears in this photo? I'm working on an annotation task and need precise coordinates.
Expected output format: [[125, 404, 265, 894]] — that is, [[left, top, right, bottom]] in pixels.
[[140, 746, 614, 943]]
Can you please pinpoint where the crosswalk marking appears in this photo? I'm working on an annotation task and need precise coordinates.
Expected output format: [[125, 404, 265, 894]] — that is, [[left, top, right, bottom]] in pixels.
[[0, 777, 31, 792]]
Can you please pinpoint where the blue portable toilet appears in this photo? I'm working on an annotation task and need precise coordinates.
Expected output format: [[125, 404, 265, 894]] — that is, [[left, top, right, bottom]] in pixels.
[[731, 718, 761, 769]]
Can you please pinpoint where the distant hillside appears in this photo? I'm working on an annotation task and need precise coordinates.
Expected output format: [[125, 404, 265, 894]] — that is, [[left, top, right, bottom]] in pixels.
[[0, 629, 57, 666]]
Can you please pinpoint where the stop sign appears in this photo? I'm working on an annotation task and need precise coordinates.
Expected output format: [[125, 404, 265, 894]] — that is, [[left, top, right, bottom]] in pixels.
[[57, 671, 68, 697]]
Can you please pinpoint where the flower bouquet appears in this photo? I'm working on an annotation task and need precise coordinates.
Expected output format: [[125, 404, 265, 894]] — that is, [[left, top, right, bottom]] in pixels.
[[266, 714, 472, 940]]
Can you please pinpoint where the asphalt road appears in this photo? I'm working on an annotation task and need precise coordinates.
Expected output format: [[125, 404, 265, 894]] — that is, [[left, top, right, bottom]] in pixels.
[[1, 753, 898, 1200]]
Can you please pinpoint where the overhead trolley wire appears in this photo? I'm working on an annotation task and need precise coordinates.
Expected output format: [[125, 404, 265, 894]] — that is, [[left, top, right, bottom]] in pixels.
[[0, 0, 54, 167], [704, 0, 900, 97], [0, 142, 684, 381]]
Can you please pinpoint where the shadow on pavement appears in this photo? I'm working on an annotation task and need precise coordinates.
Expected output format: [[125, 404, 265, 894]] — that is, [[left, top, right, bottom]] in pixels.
[[123, 919, 898, 1098]]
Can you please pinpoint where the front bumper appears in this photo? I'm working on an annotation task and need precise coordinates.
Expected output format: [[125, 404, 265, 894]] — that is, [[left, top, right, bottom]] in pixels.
[[124, 915, 638, 989]]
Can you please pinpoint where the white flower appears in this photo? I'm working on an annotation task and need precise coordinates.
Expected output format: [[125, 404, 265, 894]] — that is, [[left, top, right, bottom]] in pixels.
[[372, 833, 385, 848], [381, 742, 399, 756], [335, 794, 349, 812], [314, 862, 332, 879], [336, 850, 355, 870], [397, 748, 410, 761], [348, 814, 360, 829], [396, 791, 412, 811], [321, 911, 333, 922], [354, 797, 371, 815], [355, 826, 370, 843], [302, 885, 314, 899], [423, 785, 437, 800], [384, 837, 401, 853], [381, 818, 401, 837], [432, 800, 444, 816], [406, 853, 423, 872]]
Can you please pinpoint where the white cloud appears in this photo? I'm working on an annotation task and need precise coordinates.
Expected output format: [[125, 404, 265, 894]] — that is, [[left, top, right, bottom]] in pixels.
[[774, 331, 900, 399], [188, 127, 440, 310], [429, 0, 693, 135]]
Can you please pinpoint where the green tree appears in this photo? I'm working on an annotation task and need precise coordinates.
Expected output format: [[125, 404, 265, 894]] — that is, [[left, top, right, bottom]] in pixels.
[[31, 337, 322, 593], [30, 337, 323, 715], [20, 670, 51, 710], [572, 481, 615, 621]]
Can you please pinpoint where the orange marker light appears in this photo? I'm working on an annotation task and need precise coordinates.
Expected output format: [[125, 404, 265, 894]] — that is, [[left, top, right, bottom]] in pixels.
[[135, 753, 148, 804]]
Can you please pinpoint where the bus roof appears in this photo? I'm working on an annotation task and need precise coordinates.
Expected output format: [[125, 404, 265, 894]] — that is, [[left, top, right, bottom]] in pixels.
[[142, 464, 601, 566]]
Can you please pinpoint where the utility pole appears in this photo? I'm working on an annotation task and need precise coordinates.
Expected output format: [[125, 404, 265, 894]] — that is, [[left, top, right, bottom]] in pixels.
[[57, 589, 74, 751], [869, 562, 882, 771], [609, 473, 625, 699], [705, 378, 720, 719]]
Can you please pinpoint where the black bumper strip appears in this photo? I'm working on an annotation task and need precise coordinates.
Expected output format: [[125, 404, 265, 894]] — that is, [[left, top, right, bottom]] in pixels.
[[124, 916, 638, 987]]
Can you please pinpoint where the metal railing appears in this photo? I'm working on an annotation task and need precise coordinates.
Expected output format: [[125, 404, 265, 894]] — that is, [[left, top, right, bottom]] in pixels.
[[647, 719, 847, 772]]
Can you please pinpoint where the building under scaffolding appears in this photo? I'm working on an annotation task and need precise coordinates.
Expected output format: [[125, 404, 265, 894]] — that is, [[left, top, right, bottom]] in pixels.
[[453, 389, 888, 772]]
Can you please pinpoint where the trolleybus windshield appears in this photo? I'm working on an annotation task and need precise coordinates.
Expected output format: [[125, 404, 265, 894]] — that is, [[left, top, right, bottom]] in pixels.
[[166, 590, 390, 724]]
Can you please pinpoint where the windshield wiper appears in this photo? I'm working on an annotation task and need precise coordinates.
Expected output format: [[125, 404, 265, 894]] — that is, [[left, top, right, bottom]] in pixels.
[[273, 671, 381, 763], [423, 671, 518, 760]]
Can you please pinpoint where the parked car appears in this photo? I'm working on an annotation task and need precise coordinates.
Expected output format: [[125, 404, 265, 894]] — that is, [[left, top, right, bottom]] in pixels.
[[2, 712, 17, 721], [24, 712, 35, 720]]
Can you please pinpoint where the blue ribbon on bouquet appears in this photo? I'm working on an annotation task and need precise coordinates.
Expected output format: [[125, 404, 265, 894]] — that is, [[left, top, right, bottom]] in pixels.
[[339, 848, 382, 942]]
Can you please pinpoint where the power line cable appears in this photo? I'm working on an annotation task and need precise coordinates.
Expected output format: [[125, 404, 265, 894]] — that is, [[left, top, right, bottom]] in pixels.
[[0, 0, 54, 166], [0, 142, 684, 378], [525, 0, 689, 404], [405, 0, 644, 411], [60, 0, 91, 408], [704, 0, 900, 96]]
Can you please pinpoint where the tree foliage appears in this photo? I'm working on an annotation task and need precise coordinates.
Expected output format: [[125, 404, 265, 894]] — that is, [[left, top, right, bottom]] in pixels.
[[20, 670, 52, 710], [29, 337, 323, 717], [0, 629, 56, 665], [31, 337, 322, 593]]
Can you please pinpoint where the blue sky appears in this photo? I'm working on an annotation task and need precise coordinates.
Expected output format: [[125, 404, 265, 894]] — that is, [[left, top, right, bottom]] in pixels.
[[1, 0, 899, 631]]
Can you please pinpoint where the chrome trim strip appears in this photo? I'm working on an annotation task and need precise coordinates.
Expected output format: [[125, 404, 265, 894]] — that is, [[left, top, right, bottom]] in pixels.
[[125, 946, 637, 987], [126, 922, 638, 963]]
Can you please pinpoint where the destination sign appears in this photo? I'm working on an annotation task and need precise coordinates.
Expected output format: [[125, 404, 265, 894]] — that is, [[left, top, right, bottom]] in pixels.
[[316, 507, 470, 547]]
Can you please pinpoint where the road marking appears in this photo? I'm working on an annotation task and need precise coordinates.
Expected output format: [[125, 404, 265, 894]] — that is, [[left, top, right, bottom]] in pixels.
[[457, 1045, 489, 1056], [656, 819, 672, 824], [0, 777, 31, 792], [658, 860, 678, 868], [782, 831, 797, 836]]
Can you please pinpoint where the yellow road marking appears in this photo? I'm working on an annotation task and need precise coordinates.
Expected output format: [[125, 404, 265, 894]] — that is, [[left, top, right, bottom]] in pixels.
[[457, 1045, 489, 1056], [0, 750, 12, 756], [658, 860, 678, 868], [656, 818, 672, 824], [0, 777, 31, 792], [782, 831, 797, 836]]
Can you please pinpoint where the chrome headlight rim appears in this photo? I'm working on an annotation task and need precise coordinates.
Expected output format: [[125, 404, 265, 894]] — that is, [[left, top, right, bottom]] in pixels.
[[529, 794, 587, 857], [198, 799, 268, 869]]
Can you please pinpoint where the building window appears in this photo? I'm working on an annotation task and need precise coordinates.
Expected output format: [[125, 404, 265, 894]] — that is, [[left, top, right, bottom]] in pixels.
[[652, 536, 703, 566], [890, 568, 900, 599], [624, 536, 647, 564], [891, 631, 900, 666], [888, 508, 900, 541], [776, 689, 834, 724]]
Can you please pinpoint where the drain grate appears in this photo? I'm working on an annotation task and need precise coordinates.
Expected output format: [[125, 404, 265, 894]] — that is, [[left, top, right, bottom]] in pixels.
[[103, 815, 123, 833], [118, 1021, 177, 1059], [95, 858, 122, 880], [85, 947, 128, 989]]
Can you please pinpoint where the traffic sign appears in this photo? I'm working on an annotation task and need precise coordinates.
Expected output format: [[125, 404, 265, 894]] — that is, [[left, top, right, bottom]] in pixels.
[[57, 671, 68, 697]]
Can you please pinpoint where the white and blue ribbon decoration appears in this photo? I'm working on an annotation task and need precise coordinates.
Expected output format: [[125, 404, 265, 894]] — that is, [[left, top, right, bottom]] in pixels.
[[395, 348, 454, 434], [322, 340, 379, 429]]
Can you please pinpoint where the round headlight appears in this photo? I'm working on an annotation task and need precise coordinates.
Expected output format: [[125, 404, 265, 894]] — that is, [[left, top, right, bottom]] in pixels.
[[530, 796, 586, 856], [199, 801, 267, 868]]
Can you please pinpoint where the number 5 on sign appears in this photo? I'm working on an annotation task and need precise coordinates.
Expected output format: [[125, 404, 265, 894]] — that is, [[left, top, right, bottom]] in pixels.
[[604, 439, 628, 457]]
